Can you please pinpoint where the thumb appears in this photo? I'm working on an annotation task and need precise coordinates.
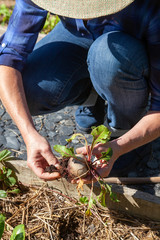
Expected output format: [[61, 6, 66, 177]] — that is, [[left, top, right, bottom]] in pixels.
[[76, 146, 88, 155]]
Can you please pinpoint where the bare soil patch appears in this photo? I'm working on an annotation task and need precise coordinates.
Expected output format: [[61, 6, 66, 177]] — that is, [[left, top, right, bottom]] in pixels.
[[1, 184, 160, 239]]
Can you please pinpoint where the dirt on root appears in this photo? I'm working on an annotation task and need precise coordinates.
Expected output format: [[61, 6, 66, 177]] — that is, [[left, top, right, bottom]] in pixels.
[[0, 184, 160, 240]]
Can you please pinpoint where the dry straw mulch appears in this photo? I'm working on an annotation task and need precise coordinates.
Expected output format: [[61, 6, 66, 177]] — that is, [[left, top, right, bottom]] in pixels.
[[0, 183, 160, 240]]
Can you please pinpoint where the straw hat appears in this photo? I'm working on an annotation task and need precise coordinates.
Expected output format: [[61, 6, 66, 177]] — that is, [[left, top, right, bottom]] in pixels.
[[32, 0, 134, 19]]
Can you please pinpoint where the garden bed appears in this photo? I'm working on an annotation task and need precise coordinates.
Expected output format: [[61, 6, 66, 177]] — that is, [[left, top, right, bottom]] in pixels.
[[1, 184, 160, 239]]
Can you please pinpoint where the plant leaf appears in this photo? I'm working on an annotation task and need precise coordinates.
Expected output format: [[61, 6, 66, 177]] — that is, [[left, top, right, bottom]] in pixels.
[[10, 224, 25, 240], [0, 150, 11, 162], [105, 184, 119, 202], [85, 209, 92, 216], [53, 145, 75, 158], [0, 214, 5, 239], [79, 196, 89, 204], [4, 177, 16, 187], [0, 190, 7, 198], [88, 195, 96, 209], [91, 125, 111, 150], [66, 133, 89, 158], [7, 189, 20, 194], [98, 148, 113, 162], [97, 187, 107, 207], [6, 168, 12, 178], [66, 133, 85, 143]]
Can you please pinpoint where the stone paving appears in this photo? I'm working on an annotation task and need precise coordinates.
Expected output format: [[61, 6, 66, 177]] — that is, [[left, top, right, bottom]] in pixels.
[[0, 101, 160, 197]]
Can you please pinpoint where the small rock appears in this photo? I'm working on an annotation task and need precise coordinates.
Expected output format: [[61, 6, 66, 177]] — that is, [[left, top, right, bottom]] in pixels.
[[52, 114, 63, 123], [4, 130, 18, 138], [0, 126, 4, 134], [88, 224, 96, 234], [5, 136, 21, 151], [59, 135, 68, 146], [128, 171, 138, 177], [0, 107, 5, 117], [18, 152, 27, 160], [44, 119, 56, 131], [2, 112, 11, 121], [154, 183, 160, 197], [39, 129, 48, 138], [59, 126, 74, 136], [48, 131, 57, 138], [0, 135, 7, 147], [147, 159, 159, 169]]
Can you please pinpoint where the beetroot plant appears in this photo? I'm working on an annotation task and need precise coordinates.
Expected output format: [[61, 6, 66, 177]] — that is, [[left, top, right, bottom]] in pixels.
[[52, 125, 119, 214]]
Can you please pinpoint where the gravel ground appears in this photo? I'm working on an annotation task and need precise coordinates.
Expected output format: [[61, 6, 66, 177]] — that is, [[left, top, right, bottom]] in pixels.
[[0, 101, 160, 197]]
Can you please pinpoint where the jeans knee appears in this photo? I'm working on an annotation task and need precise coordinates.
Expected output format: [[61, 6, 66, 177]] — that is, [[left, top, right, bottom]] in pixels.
[[87, 31, 149, 93]]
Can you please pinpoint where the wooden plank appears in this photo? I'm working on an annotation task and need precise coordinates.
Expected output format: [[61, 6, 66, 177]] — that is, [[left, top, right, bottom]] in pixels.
[[3, 160, 160, 221]]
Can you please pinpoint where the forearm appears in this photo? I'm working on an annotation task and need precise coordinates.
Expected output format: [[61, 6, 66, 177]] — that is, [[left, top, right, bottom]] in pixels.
[[0, 66, 37, 143], [112, 111, 160, 157]]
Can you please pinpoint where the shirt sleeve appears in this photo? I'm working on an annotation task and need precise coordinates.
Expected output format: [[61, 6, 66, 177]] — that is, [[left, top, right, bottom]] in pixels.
[[0, 0, 47, 72], [147, 8, 160, 111]]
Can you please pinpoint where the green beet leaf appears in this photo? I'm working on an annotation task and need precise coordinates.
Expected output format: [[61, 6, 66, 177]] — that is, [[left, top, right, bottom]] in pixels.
[[66, 133, 85, 143], [6, 168, 12, 178], [0, 214, 5, 239], [53, 145, 75, 158], [10, 224, 25, 240], [79, 196, 89, 204], [91, 125, 111, 150], [7, 189, 20, 194], [0, 190, 7, 198], [0, 150, 15, 163], [97, 187, 107, 207], [4, 176, 16, 187], [0, 150, 11, 162], [98, 148, 113, 162]]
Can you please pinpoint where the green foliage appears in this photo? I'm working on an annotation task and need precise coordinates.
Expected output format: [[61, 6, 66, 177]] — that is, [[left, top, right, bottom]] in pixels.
[[97, 187, 107, 207], [98, 148, 113, 162], [0, 4, 59, 34], [91, 125, 111, 151], [53, 145, 75, 158], [10, 224, 25, 240], [0, 149, 15, 163], [0, 4, 13, 25], [54, 125, 118, 213], [0, 150, 20, 198], [0, 214, 25, 240], [56, 125, 112, 162], [79, 196, 89, 204], [0, 214, 5, 239], [0, 190, 7, 198], [41, 13, 60, 34]]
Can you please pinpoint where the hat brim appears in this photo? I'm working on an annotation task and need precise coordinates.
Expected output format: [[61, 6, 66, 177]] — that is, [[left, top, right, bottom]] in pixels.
[[32, 0, 134, 19]]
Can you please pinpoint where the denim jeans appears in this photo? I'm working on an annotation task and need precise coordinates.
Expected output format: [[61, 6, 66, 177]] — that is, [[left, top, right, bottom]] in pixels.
[[22, 21, 149, 131]]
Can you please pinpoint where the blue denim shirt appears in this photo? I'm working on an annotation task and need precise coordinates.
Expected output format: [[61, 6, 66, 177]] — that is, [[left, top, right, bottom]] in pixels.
[[0, 0, 160, 110]]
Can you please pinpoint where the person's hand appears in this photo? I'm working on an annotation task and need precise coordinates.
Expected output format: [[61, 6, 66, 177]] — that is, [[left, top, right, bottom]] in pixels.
[[25, 132, 61, 181], [72, 140, 120, 184]]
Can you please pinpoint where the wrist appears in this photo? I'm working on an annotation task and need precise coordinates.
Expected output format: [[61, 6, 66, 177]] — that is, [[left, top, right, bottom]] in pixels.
[[22, 126, 41, 145]]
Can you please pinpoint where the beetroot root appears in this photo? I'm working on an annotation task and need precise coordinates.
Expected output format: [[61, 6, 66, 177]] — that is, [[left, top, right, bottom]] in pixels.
[[67, 154, 88, 178]]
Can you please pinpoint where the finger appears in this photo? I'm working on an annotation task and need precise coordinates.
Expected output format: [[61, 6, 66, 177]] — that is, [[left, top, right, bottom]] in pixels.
[[42, 150, 61, 169], [40, 171, 61, 181], [30, 162, 61, 180], [76, 146, 90, 155]]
